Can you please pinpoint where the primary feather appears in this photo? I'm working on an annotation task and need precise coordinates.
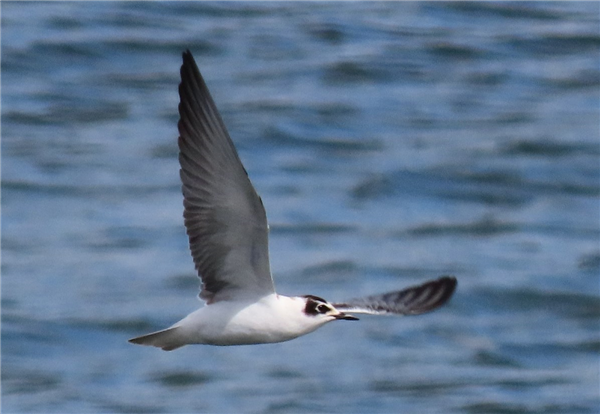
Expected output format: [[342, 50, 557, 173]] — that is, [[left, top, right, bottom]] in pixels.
[[333, 276, 457, 315]]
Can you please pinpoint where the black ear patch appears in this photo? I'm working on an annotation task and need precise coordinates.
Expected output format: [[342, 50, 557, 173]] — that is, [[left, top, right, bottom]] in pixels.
[[303, 295, 330, 316]]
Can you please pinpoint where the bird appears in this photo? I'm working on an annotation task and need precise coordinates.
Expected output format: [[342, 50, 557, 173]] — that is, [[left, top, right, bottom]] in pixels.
[[129, 50, 457, 351]]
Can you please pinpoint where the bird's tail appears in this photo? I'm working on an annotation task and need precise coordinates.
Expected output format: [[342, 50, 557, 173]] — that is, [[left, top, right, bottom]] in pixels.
[[129, 327, 185, 351]]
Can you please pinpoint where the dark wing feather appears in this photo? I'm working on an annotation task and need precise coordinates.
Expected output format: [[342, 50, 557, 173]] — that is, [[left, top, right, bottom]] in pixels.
[[178, 50, 274, 303], [333, 276, 457, 315]]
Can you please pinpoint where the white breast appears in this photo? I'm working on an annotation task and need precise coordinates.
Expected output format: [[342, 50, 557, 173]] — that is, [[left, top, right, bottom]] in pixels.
[[174, 294, 327, 346]]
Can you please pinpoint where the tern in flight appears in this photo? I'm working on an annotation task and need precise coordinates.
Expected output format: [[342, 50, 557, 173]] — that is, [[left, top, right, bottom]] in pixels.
[[129, 50, 457, 351]]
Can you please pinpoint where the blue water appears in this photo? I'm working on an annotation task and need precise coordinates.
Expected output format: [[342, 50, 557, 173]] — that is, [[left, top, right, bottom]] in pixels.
[[2, 2, 599, 413]]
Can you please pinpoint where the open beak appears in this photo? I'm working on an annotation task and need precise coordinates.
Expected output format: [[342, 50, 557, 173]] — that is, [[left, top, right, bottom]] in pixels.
[[335, 312, 359, 321]]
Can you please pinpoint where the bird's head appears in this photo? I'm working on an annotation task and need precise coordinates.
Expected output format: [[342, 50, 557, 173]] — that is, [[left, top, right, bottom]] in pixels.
[[302, 295, 359, 322]]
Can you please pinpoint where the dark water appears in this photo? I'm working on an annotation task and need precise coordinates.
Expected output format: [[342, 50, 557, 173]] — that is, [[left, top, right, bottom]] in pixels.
[[2, 2, 599, 413]]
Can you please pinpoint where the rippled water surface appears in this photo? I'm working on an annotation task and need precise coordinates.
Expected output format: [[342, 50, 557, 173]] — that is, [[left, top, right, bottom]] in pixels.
[[2, 2, 599, 413]]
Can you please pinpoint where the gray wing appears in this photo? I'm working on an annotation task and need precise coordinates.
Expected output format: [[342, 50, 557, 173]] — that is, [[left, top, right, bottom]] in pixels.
[[333, 276, 456, 315], [178, 50, 274, 303]]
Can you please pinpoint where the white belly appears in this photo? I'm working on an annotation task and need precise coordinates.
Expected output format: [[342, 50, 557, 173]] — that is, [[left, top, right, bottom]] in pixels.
[[174, 294, 325, 346]]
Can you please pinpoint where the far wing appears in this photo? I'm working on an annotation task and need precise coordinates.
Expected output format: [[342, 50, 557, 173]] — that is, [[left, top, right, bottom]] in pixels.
[[333, 276, 456, 315]]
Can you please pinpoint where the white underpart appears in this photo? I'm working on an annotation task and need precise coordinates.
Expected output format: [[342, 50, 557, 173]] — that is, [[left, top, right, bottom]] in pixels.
[[172, 295, 329, 346]]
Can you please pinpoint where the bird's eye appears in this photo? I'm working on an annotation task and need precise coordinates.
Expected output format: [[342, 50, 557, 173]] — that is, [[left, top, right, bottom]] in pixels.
[[316, 304, 329, 314]]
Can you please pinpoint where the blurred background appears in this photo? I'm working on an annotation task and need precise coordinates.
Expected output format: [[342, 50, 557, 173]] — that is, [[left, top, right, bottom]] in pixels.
[[2, 2, 599, 413]]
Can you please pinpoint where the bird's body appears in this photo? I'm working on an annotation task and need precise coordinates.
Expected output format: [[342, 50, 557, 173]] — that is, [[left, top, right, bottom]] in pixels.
[[129, 50, 457, 351], [134, 294, 334, 350]]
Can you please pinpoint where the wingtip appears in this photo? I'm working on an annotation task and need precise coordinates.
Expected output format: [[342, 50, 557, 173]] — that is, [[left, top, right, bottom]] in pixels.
[[180, 49, 197, 73], [410, 275, 457, 315], [439, 275, 457, 294]]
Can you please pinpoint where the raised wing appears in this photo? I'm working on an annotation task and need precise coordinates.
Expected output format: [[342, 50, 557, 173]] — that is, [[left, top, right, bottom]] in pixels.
[[333, 276, 456, 315], [178, 50, 274, 303]]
